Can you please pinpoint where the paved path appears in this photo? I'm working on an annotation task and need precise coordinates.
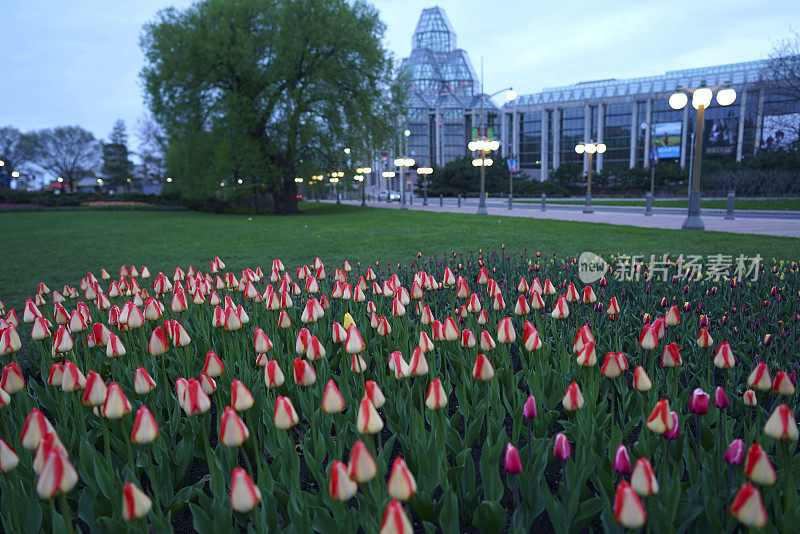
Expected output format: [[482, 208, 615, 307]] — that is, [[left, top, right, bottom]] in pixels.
[[324, 198, 800, 238]]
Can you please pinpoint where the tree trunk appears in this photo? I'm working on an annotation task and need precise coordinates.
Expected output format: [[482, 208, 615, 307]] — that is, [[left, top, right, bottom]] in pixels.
[[273, 177, 298, 215]]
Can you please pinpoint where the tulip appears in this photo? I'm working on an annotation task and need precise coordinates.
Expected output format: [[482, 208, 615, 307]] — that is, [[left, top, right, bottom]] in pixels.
[[496, 317, 515, 344], [387, 457, 417, 501], [31, 316, 51, 340], [330, 460, 358, 501], [293, 358, 317, 386], [365, 380, 386, 408], [551, 295, 569, 319], [103, 382, 131, 419], [21, 409, 54, 449], [356, 396, 383, 435], [576, 341, 596, 367], [442, 316, 460, 341], [764, 404, 798, 442], [322, 379, 345, 414], [638, 324, 658, 350], [664, 305, 680, 326], [613, 480, 647, 528], [0, 439, 19, 473], [47, 363, 64, 387], [504, 443, 522, 474], [523, 395, 537, 419], [264, 359, 285, 388], [231, 379, 254, 411], [472, 354, 495, 381], [633, 366, 652, 392], [230, 468, 261, 513], [613, 444, 631, 476], [664, 411, 680, 440], [742, 389, 757, 407], [82, 371, 108, 407], [696, 327, 713, 348], [601, 352, 627, 378], [348, 440, 377, 482], [425, 378, 448, 410], [388, 351, 409, 380], [744, 443, 776, 485], [379, 500, 413, 534], [646, 399, 674, 434], [713, 341, 735, 369], [130, 405, 159, 444], [772, 371, 795, 396], [36, 448, 79, 499], [52, 325, 74, 353], [562, 381, 584, 411], [689, 388, 709, 415], [274, 396, 299, 429], [1, 362, 24, 394], [553, 432, 571, 460], [106, 333, 126, 358], [724, 439, 745, 465], [122, 482, 153, 521], [203, 351, 224, 378], [182, 378, 211, 416], [631, 458, 658, 496], [409, 346, 429, 376], [351, 353, 368, 373], [345, 324, 365, 354], [573, 324, 594, 354], [134, 367, 156, 395], [661, 343, 682, 368], [61, 361, 86, 392], [148, 326, 169, 356], [730, 483, 768, 528], [199, 373, 217, 395], [583, 285, 597, 304], [714, 386, 730, 409], [219, 406, 250, 447]]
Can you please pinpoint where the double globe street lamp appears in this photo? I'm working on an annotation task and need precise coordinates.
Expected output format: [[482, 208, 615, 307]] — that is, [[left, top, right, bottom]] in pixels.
[[574, 141, 606, 213], [416, 166, 433, 205], [668, 82, 736, 230], [355, 167, 371, 207]]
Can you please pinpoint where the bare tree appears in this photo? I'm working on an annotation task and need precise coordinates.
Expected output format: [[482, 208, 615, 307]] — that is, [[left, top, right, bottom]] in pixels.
[[764, 30, 800, 148], [0, 126, 37, 188], [136, 113, 167, 183], [27, 126, 101, 192]]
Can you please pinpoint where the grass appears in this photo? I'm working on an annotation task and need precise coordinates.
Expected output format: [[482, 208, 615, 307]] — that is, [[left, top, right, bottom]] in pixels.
[[1, 202, 798, 311], [519, 198, 800, 211]]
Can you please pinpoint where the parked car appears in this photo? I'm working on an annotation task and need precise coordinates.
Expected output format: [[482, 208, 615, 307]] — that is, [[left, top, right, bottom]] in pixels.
[[378, 189, 401, 202]]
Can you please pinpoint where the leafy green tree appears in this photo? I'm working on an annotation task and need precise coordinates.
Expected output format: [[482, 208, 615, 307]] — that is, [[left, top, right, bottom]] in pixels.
[[423, 156, 513, 197], [140, 0, 402, 213], [102, 119, 133, 191]]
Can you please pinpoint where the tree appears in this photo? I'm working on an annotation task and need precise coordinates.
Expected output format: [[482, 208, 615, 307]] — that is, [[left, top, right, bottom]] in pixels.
[[0, 126, 37, 188], [136, 113, 167, 185], [101, 119, 133, 191], [26, 126, 101, 192], [423, 156, 512, 197], [140, 0, 402, 213], [765, 30, 800, 149]]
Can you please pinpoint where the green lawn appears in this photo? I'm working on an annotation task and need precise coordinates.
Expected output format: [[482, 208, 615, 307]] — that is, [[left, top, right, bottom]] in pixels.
[[1, 203, 798, 311], [519, 198, 800, 211]]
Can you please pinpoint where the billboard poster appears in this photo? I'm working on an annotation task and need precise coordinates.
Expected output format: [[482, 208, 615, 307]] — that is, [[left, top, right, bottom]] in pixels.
[[703, 117, 737, 157], [651, 122, 682, 158], [761, 113, 800, 151]]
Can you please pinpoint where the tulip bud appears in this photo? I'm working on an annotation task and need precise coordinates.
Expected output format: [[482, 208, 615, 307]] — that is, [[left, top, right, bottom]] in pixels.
[[274, 396, 299, 429], [21, 408, 54, 449], [356, 396, 383, 435], [1, 362, 25, 394], [730, 483, 768, 528], [713, 386, 729, 410], [772, 371, 795, 396], [633, 366, 652, 392], [182, 378, 211, 416], [345, 324, 365, 354], [322, 379, 345, 414], [551, 295, 569, 319], [203, 351, 224, 378], [264, 359, 285, 388], [47, 363, 64, 387], [504, 443, 522, 474], [131, 405, 159, 444], [36, 448, 79, 499], [292, 358, 317, 387], [631, 458, 658, 496], [103, 382, 132, 419], [230, 468, 261, 513], [523, 395, 537, 418], [696, 327, 713, 348], [496, 317, 515, 344], [329, 460, 358, 501], [613, 480, 646, 528], [82, 371, 108, 407], [387, 457, 417, 501], [744, 443, 776, 485], [724, 438, 745, 465], [553, 432, 571, 460], [219, 406, 250, 447], [425, 378, 448, 410], [601, 352, 627, 378], [148, 326, 169, 356], [646, 399, 674, 434], [638, 324, 658, 350], [764, 404, 799, 442], [689, 388, 709, 415], [661, 343, 682, 368], [122, 482, 153, 521], [379, 500, 413, 534], [0, 438, 19, 473], [409, 346, 429, 376], [742, 389, 757, 407], [576, 341, 596, 367], [562, 381, 584, 411], [61, 361, 86, 392], [713, 342, 735, 369], [348, 439, 377, 482], [613, 444, 631, 475], [663, 411, 680, 440], [472, 354, 495, 381]]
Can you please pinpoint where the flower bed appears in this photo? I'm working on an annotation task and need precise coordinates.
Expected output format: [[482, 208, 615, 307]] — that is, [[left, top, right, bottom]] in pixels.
[[0, 250, 797, 532]]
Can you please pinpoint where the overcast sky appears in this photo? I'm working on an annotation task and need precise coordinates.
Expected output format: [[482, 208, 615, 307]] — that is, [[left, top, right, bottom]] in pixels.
[[2, 0, 798, 153]]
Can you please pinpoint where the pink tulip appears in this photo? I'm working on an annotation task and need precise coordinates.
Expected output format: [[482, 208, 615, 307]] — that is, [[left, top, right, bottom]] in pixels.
[[504, 444, 522, 474]]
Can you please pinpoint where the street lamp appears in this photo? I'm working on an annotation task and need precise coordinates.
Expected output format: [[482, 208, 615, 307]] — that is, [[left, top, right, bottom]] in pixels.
[[331, 171, 344, 203], [668, 82, 736, 230], [382, 171, 395, 202], [356, 167, 371, 206], [166, 177, 173, 183], [416, 167, 433, 205], [574, 141, 606, 214], [393, 156, 415, 210]]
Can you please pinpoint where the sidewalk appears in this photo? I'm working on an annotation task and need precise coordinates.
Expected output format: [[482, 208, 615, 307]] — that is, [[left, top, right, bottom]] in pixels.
[[325, 199, 800, 238]]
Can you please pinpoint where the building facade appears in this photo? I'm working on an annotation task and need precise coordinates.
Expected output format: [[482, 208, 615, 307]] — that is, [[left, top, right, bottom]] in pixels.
[[500, 60, 800, 180]]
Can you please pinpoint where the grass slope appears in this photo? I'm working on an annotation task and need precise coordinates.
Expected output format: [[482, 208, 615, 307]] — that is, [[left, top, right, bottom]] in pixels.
[[1, 203, 798, 310]]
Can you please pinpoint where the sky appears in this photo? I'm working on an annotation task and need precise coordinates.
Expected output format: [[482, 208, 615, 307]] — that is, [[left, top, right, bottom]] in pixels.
[[2, 0, 798, 155]]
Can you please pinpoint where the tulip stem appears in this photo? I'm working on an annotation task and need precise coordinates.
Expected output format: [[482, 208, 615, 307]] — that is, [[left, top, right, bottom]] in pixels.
[[561, 459, 569, 532], [102, 415, 112, 461], [58, 493, 75, 534]]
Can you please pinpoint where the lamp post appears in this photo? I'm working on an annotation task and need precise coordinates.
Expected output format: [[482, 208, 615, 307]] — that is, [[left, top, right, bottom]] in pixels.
[[574, 141, 606, 214], [417, 167, 433, 205], [331, 171, 343, 203], [382, 171, 395, 202], [668, 82, 736, 230], [394, 156, 415, 210], [356, 167, 371, 206]]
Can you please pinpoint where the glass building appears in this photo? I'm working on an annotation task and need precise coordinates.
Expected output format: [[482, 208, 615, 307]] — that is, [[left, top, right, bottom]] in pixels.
[[398, 7, 499, 169], [500, 60, 800, 180]]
